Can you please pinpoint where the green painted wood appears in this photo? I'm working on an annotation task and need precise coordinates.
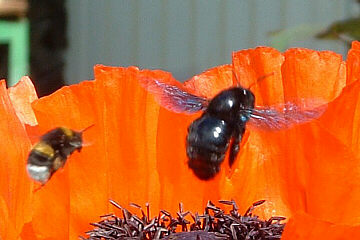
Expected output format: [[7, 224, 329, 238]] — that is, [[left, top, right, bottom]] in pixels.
[[0, 19, 29, 86]]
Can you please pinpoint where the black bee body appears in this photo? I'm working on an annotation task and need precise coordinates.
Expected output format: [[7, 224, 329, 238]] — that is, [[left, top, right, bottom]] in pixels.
[[187, 87, 255, 179], [140, 75, 325, 180], [27, 127, 83, 184]]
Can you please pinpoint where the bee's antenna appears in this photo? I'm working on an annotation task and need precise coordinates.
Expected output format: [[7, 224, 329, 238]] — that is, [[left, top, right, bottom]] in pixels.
[[80, 124, 95, 133], [232, 70, 241, 87], [232, 52, 241, 87], [248, 72, 275, 90]]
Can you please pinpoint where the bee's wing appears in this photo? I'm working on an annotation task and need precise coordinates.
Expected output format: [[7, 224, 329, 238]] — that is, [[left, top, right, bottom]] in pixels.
[[247, 101, 327, 131], [139, 77, 208, 114]]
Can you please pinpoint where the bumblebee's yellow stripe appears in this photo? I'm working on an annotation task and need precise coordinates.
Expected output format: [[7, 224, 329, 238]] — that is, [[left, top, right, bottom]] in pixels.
[[33, 141, 55, 158], [60, 127, 74, 138]]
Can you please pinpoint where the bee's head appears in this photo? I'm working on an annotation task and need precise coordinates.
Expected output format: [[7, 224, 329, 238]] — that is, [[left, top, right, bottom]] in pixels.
[[238, 88, 255, 109], [58, 127, 83, 153], [68, 131, 83, 152], [236, 88, 255, 123], [69, 124, 95, 152], [207, 87, 255, 123], [62, 124, 95, 152]]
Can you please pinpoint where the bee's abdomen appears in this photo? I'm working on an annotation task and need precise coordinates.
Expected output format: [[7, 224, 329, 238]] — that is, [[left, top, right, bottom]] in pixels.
[[187, 116, 232, 150], [186, 146, 225, 180], [26, 163, 51, 184], [186, 116, 232, 180], [27, 148, 55, 184], [28, 142, 55, 167]]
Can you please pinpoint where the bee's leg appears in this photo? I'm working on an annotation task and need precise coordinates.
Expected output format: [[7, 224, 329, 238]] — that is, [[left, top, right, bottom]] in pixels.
[[33, 183, 45, 193], [228, 126, 245, 167]]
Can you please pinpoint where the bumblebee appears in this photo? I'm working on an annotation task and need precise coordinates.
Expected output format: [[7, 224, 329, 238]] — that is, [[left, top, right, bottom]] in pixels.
[[27, 126, 90, 184]]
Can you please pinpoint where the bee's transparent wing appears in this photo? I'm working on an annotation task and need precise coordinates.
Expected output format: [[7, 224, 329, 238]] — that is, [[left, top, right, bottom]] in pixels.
[[139, 77, 208, 114], [247, 101, 327, 131]]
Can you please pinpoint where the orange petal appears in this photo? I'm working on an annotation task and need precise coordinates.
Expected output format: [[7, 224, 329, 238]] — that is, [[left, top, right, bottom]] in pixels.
[[275, 48, 360, 224], [230, 47, 355, 222], [319, 80, 360, 160], [94, 65, 220, 219], [0, 80, 34, 239], [20, 222, 38, 240], [184, 64, 233, 98], [317, 41, 360, 159], [233, 46, 285, 106], [347, 41, 360, 85], [284, 80, 360, 225], [31, 80, 100, 239], [217, 130, 290, 219], [93, 65, 161, 215], [282, 48, 346, 104], [272, 122, 360, 225], [277, 47, 360, 225], [282, 212, 360, 240], [0, 196, 17, 240], [7, 76, 38, 126]]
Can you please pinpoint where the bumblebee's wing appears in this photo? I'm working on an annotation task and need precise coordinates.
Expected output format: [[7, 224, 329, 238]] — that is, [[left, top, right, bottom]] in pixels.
[[247, 101, 327, 131], [139, 77, 208, 114]]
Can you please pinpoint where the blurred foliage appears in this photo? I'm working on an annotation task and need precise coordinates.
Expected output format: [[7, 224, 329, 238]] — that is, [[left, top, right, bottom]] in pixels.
[[316, 17, 360, 46], [269, 24, 326, 52], [270, 0, 360, 51]]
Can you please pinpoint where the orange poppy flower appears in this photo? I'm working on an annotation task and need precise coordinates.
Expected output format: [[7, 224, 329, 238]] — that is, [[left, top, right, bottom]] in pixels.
[[1, 42, 360, 239]]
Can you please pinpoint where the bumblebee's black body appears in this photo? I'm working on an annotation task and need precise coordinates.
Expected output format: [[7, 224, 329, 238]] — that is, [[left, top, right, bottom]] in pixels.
[[186, 87, 255, 180], [40, 128, 82, 158], [27, 127, 83, 184]]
